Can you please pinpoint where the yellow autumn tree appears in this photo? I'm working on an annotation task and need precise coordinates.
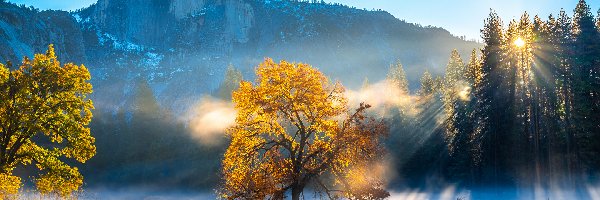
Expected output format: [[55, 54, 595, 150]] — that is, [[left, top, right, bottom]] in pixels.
[[0, 45, 95, 197], [220, 58, 389, 200]]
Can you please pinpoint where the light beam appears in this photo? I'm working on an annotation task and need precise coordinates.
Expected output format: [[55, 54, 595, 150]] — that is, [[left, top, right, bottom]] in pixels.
[[514, 37, 526, 48]]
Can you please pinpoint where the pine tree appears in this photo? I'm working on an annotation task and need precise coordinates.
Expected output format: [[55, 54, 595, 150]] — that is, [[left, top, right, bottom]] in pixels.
[[133, 80, 162, 116], [442, 50, 474, 184], [548, 10, 577, 182], [531, 15, 562, 186], [572, 0, 600, 173], [443, 49, 467, 149], [466, 49, 482, 87], [461, 48, 483, 185], [510, 14, 538, 186], [386, 59, 410, 94], [419, 70, 435, 96], [444, 50, 466, 88], [130, 79, 170, 161], [385, 59, 412, 120], [471, 10, 516, 186], [217, 64, 243, 100], [503, 17, 532, 145]]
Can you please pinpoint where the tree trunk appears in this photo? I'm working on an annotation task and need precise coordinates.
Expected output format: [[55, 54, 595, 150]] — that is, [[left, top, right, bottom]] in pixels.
[[291, 185, 303, 200]]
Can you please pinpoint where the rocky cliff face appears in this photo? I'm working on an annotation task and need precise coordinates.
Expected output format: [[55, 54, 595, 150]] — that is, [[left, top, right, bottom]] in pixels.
[[225, 0, 254, 43], [0, 5, 86, 64], [169, 0, 206, 19], [91, 0, 172, 46], [87, 0, 253, 48]]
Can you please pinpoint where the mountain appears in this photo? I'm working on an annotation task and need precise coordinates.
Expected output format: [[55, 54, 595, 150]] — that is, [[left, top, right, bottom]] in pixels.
[[0, 0, 480, 113], [0, 0, 481, 190]]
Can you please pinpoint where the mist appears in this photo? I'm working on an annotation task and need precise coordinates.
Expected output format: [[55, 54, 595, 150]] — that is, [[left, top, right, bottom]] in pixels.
[[185, 97, 237, 146], [345, 80, 419, 117]]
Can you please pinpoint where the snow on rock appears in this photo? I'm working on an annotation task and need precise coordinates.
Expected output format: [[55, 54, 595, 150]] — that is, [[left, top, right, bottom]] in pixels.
[[72, 13, 82, 23], [97, 32, 145, 53], [142, 52, 164, 68]]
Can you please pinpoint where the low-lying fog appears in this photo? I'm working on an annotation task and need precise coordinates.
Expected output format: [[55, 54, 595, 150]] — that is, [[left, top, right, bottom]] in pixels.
[[18, 185, 600, 200]]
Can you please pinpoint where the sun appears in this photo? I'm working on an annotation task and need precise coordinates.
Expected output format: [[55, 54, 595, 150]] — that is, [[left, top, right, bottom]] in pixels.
[[514, 37, 525, 48]]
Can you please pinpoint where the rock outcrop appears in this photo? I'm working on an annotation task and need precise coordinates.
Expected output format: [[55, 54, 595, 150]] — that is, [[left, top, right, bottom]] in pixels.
[[169, 0, 206, 19], [225, 0, 253, 43]]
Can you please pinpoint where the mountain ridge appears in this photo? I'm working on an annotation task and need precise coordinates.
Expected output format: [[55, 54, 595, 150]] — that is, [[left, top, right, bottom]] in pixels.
[[0, 0, 481, 113]]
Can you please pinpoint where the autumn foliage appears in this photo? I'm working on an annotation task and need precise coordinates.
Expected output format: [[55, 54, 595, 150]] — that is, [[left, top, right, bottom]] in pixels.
[[220, 58, 389, 200], [0, 45, 95, 197]]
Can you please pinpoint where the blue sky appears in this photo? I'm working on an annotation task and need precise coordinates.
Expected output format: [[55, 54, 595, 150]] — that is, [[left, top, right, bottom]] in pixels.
[[7, 0, 97, 11], [7, 0, 597, 40], [327, 0, 591, 41]]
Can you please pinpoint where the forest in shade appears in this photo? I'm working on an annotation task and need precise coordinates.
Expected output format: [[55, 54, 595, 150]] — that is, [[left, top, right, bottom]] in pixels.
[[1, 0, 600, 199], [385, 0, 600, 196], [385, 1, 600, 198]]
